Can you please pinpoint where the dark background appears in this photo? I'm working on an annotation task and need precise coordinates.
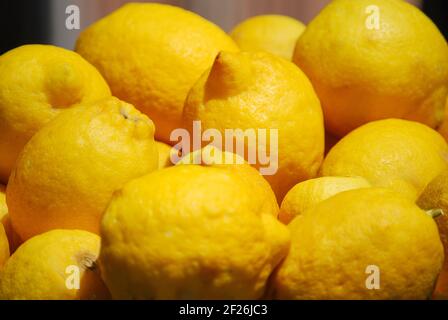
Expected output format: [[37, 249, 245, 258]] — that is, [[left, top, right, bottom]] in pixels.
[[1, 1, 51, 54], [0, 0, 447, 55], [423, 0, 448, 40]]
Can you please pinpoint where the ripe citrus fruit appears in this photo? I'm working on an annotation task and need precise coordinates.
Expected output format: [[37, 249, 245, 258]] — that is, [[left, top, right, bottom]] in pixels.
[[230, 15, 305, 60], [0, 222, 9, 268], [438, 97, 448, 142], [0, 45, 111, 183], [0, 185, 19, 254], [0, 230, 109, 300], [279, 176, 370, 224], [7, 97, 159, 241], [293, 0, 448, 137], [100, 164, 289, 299], [76, 3, 239, 143], [183, 51, 324, 201], [272, 188, 444, 300], [417, 169, 448, 299], [156, 141, 175, 169], [178, 145, 279, 216], [322, 119, 448, 200], [0, 185, 7, 225]]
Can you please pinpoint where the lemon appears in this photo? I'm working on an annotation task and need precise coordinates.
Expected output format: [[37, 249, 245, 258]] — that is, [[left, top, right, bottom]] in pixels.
[[272, 188, 444, 300], [279, 176, 371, 224], [183, 51, 324, 201], [156, 141, 175, 169], [322, 119, 448, 200], [417, 169, 448, 299], [0, 45, 111, 183], [178, 145, 279, 216], [0, 185, 17, 255], [7, 97, 159, 241], [0, 222, 9, 268], [100, 164, 289, 299], [76, 3, 238, 143], [294, 0, 448, 137], [0, 185, 6, 224], [0, 230, 109, 300], [230, 15, 305, 60], [438, 97, 448, 142]]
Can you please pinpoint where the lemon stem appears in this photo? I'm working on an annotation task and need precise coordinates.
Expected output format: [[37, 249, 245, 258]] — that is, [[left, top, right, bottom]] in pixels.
[[426, 208, 444, 218]]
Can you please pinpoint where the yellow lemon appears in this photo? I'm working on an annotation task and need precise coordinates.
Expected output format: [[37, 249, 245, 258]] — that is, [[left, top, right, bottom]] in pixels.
[[272, 188, 444, 300], [230, 15, 305, 60], [417, 169, 448, 299], [7, 97, 159, 241], [0, 185, 6, 224], [0, 185, 18, 254], [438, 97, 448, 143], [178, 145, 279, 216], [183, 51, 324, 201], [322, 119, 448, 200], [100, 164, 289, 299], [0, 230, 109, 300], [0, 222, 9, 269], [0, 45, 111, 183], [156, 141, 175, 169], [279, 176, 371, 224], [293, 0, 448, 137], [76, 3, 238, 143]]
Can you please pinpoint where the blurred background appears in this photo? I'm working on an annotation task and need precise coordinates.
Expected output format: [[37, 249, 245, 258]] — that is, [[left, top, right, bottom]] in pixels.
[[0, 0, 446, 54]]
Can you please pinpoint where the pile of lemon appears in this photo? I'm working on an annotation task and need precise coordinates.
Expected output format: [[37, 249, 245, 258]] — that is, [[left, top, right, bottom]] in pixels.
[[1, 0, 448, 300]]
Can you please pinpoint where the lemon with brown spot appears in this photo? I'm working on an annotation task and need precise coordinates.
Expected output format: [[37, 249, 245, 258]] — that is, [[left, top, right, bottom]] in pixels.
[[417, 169, 448, 299], [0, 229, 109, 300]]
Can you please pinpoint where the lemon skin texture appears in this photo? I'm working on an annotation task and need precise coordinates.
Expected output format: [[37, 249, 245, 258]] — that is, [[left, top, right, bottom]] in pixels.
[[183, 51, 324, 201], [322, 119, 448, 200], [7, 97, 159, 241], [100, 165, 290, 299], [272, 188, 444, 300], [279, 176, 371, 224], [156, 141, 175, 169], [230, 15, 306, 60], [0, 229, 109, 300], [177, 145, 279, 217], [294, 0, 448, 137], [76, 3, 239, 143], [417, 170, 448, 299], [0, 45, 111, 183]]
